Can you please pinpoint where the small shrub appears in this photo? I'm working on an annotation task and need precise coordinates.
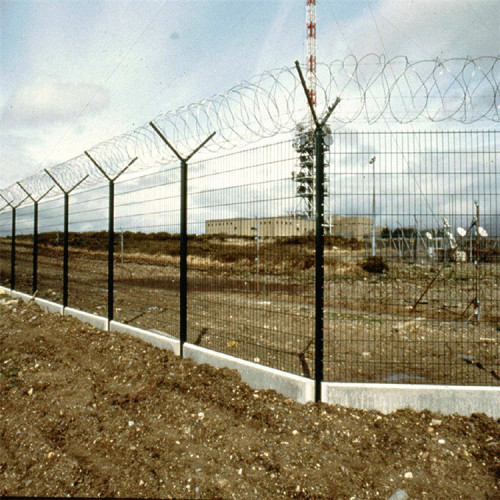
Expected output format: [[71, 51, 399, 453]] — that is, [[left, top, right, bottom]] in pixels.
[[278, 236, 315, 246], [216, 253, 240, 263], [360, 256, 388, 274], [298, 255, 315, 270], [346, 237, 364, 251], [284, 254, 315, 271]]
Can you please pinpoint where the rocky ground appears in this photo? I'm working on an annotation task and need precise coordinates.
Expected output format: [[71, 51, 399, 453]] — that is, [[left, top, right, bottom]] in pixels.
[[0, 291, 499, 499]]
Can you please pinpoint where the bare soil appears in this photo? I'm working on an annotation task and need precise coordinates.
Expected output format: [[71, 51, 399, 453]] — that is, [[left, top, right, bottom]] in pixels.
[[0, 292, 499, 499]]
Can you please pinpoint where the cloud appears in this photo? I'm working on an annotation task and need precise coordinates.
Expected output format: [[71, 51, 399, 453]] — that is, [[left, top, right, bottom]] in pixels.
[[2, 78, 110, 127], [0, 133, 39, 188], [323, 0, 500, 61]]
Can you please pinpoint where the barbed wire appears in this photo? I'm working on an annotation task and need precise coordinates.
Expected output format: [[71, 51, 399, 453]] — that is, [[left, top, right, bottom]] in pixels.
[[1, 53, 499, 204]]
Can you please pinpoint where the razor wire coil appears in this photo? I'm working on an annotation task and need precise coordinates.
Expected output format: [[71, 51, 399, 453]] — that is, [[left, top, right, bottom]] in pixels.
[[2, 54, 499, 203]]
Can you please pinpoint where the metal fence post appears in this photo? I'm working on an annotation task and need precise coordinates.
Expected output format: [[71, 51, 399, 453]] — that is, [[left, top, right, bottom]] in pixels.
[[62, 192, 69, 307], [17, 184, 53, 294], [295, 60, 341, 402], [314, 125, 325, 402], [0, 193, 29, 291], [180, 158, 188, 350], [44, 170, 88, 308], [149, 121, 215, 357], [10, 206, 16, 290], [33, 202, 38, 293], [108, 180, 114, 320], [85, 152, 137, 324]]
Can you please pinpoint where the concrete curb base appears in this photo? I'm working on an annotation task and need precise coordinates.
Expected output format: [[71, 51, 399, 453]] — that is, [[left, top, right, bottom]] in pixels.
[[109, 321, 180, 356], [2, 283, 499, 417], [184, 343, 315, 404], [0, 287, 64, 315], [11, 290, 32, 302], [35, 298, 64, 314], [63, 307, 108, 330], [322, 382, 500, 418]]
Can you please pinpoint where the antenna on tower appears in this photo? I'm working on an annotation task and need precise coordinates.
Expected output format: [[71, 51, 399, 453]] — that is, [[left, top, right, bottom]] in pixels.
[[305, 0, 317, 110], [292, 0, 332, 222]]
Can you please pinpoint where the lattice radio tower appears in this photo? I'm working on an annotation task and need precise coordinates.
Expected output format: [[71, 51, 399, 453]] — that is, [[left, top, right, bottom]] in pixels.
[[293, 0, 331, 220], [305, 0, 317, 109]]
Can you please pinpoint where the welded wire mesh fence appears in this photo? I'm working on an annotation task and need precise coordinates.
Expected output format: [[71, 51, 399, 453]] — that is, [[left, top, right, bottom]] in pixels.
[[35, 198, 65, 303], [113, 166, 181, 335], [12, 205, 32, 295], [0, 130, 498, 387], [186, 140, 316, 375], [325, 130, 499, 386], [0, 209, 10, 288]]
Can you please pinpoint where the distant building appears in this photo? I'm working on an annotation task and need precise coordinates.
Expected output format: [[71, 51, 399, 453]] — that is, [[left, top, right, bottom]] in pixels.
[[205, 215, 375, 240], [328, 216, 374, 240], [205, 217, 313, 237]]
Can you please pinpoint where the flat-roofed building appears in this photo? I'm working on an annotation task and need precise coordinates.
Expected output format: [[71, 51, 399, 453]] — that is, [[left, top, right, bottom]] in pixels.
[[327, 216, 374, 240], [206, 215, 375, 240], [205, 216, 315, 237]]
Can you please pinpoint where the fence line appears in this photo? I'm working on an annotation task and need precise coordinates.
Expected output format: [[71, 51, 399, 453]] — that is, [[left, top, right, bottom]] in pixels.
[[0, 131, 500, 394], [0, 130, 498, 397]]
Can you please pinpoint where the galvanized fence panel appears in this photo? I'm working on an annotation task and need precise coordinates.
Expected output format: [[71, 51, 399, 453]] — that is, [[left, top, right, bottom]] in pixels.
[[33, 198, 65, 303], [187, 139, 316, 376], [325, 130, 499, 386], [12, 203, 34, 295], [112, 166, 181, 336], [65, 184, 109, 315], [0, 208, 11, 288]]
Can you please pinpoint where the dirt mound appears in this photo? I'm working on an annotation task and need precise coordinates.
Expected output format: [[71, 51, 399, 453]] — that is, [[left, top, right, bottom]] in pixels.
[[0, 294, 499, 498]]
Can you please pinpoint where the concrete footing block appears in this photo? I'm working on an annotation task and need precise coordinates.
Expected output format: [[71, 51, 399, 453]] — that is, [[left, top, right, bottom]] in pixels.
[[322, 382, 500, 418], [11, 290, 33, 302], [3, 283, 499, 415], [34, 298, 63, 314], [64, 307, 108, 330], [184, 344, 315, 404], [109, 321, 180, 356]]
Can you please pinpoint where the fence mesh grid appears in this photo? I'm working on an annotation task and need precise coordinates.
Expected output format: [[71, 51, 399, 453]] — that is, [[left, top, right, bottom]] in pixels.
[[325, 130, 499, 385], [113, 167, 181, 335], [13, 204, 33, 295], [186, 140, 316, 375], [0, 209, 10, 288], [0, 130, 498, 387], [36, 198, 65, 303]]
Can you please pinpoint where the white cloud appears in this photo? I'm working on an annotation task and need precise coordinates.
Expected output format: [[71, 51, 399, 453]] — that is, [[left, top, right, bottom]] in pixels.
[[1, 0, 498, 197], [2, 78, 110, 127]]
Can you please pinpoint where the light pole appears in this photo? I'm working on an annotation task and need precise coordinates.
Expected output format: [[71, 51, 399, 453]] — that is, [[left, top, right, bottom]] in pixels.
[[369, 156, 376, 257]]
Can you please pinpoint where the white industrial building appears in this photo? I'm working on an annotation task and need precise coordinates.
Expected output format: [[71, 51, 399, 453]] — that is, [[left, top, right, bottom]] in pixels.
[[205, 215, 375, 240]]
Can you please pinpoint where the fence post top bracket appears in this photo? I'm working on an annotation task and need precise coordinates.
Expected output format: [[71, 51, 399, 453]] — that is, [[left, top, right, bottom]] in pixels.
[[150, 120, 215, 163]]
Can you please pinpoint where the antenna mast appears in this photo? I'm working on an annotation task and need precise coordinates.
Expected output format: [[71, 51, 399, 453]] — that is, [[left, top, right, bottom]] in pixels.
[[293, 0, 331, 222], [306, 0, 317, 109]]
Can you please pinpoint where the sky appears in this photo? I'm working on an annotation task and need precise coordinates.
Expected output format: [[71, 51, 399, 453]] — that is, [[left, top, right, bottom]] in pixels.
[[0, 0, 499, 191]]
